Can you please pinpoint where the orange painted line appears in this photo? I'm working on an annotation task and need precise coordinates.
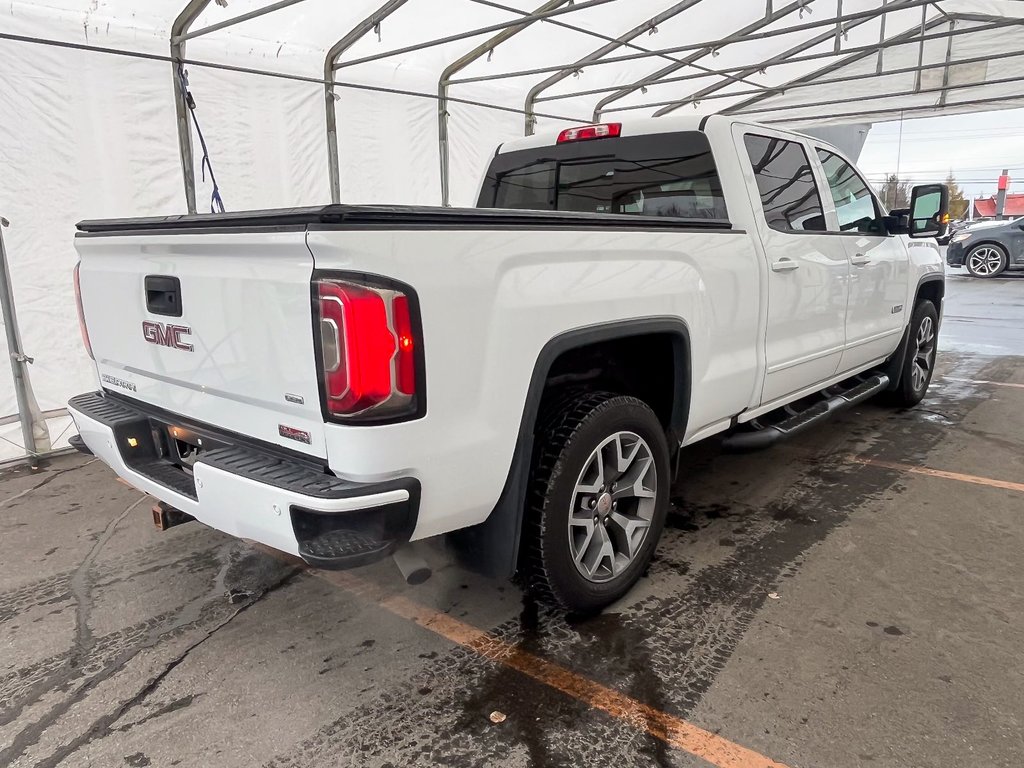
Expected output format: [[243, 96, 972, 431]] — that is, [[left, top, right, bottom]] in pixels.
[[849, 456, 1024, 494], [942, 376, 1024, 391], [319, 571, 791, 768]]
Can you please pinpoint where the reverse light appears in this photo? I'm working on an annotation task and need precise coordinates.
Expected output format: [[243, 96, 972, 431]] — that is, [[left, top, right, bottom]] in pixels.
[[73, 262, 94, 360], [315, 277, 420, 420], [557, 122, 622, 143]]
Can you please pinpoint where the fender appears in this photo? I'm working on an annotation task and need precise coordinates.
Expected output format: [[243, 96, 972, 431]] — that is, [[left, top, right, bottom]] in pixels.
[[882, 273, 945, 390], [447, 317, 691, 579]]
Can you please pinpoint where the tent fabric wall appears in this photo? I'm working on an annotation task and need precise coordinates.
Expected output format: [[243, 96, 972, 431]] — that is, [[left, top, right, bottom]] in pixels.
[[1, 0, 1023, 461]]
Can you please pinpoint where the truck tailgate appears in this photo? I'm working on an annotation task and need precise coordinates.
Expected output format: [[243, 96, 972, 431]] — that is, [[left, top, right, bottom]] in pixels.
[[74, 231, 326, 457]]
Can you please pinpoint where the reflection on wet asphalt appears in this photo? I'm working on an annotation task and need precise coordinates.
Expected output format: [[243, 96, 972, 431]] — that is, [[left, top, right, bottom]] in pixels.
[[2, 275, 1023, 767]]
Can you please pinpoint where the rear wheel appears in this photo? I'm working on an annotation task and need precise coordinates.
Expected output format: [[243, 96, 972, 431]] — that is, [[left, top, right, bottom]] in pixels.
[[889, 300, 938, 407], [521, 392, 670, 613], [965, 244, 1008, 278]]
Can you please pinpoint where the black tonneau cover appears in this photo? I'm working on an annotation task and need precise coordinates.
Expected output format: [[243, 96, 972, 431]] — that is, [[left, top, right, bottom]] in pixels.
[[77, 204, 734, 235]]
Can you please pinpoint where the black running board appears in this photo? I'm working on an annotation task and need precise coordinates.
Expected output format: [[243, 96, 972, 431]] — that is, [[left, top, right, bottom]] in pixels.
[[723, 374, 889, 452]]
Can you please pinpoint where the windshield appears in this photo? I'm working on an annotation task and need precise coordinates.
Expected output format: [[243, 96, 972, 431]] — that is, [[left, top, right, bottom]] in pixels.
[[479, 131, 729, 222]]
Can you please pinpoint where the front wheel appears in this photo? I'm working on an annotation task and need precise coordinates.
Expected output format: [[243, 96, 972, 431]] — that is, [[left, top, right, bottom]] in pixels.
[[965, 244, 1008, 278], [890, 300, 939, 407], [521, 392, 670, 613]]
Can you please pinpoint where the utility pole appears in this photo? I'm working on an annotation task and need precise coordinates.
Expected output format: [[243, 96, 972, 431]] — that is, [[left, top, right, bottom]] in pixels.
[[995, 170, 1010, 220]]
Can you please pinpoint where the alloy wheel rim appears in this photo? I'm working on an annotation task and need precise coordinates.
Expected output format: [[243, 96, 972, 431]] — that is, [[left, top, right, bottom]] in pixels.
[[967, 247, 1003, 276], [568, 431, 657, 584], [911, 314, 936, 393]]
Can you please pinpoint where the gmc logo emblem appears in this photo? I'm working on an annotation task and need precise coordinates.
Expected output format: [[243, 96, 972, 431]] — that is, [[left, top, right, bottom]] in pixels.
[[142, 321, 194, 352]]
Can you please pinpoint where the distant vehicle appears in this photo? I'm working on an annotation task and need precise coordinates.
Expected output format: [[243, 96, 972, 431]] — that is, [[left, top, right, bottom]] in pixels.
[[940, 218, 998, 245], [947, 216, 1024, 277], [68, 116, 948, 612]]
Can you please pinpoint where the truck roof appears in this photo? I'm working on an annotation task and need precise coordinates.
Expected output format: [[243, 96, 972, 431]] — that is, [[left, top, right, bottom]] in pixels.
[[496, 113, 822, 155]]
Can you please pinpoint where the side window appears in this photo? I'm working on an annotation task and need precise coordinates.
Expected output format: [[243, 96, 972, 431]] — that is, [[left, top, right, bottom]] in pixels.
[[743, 134, 826, 233], [815, 149, 884, 234]]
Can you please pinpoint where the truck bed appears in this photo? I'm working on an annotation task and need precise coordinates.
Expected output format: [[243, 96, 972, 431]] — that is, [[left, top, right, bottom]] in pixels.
[[77, 204, 735, 234]]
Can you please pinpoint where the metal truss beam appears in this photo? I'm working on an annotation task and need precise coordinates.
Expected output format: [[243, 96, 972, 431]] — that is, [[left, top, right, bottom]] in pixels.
[[173, 0, 311, 43], [521, 0, 706, 134], [535, 11, 1011, 103], [594, 0, 811, 120], [733, 73, 1024, 117], [653, 0, 924, 116], [723, 12, 953, 115], [450, 0, 944, 86], [334, 0, 617, 71], [761, 91, 1024, 124], [599, 48, 1023, 114]]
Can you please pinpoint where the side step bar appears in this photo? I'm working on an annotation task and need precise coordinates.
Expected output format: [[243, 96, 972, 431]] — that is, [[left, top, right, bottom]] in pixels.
[[68, 434, 93, 455], [723, 374, 889, 452]]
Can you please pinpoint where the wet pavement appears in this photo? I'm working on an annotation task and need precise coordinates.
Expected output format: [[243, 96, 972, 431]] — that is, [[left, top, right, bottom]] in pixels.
[[2, 272, 1023, 768]]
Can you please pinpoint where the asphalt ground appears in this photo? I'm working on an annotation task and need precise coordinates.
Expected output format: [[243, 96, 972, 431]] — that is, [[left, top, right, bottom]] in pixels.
[[2, 265, 1022, 767]]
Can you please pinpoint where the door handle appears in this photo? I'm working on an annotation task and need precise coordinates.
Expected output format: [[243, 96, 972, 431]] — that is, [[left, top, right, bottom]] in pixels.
[[850, 253, 871, 266], [771, 258, 800, 272]]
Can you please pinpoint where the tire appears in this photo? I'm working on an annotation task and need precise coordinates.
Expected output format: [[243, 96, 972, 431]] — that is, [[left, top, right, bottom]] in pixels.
[[889, 300, 939, 407], [965, 244, 1008, 278], [520, 391, 670, 614]]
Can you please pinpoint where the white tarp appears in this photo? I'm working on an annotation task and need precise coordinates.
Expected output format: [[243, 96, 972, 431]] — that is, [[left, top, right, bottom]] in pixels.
[[1, 0, 1022, 460]]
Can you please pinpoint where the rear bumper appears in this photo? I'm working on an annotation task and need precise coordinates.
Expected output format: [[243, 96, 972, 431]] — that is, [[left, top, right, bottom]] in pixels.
[[68, 391, 419, 569], [946, 241, 966, 266]]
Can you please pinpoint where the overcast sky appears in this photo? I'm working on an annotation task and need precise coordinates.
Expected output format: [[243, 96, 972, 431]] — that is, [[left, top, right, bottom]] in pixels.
[[857, 107, 1024, 201]]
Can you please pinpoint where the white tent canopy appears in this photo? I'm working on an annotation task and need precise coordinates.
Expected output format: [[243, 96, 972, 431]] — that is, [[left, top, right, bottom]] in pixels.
[[1, 0, 1023, 460]]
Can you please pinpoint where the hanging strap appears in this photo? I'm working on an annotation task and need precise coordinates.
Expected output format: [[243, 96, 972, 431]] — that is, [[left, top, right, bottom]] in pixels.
[[177, 63, 225, 214]]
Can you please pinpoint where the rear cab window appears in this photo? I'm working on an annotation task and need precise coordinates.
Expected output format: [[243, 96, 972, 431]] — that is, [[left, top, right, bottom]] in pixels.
[[742, 134, 826, 233], [479, 131, 729, 222]]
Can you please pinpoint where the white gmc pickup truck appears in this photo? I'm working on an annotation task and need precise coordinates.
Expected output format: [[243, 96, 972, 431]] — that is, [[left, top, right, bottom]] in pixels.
[[69, 115, 947, 612]]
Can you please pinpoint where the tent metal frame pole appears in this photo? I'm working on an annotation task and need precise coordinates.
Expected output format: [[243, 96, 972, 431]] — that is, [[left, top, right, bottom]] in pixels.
[[723, 13, 952, 115], [333, 0, 617, 71], [450, 0, 940, 86], [602, 48, 1023, 113], [726, 73, 1024, 117], [173, 0, 312, 43], [834, 0, 844, 53], [937, 19, 956, 106], [536, 13, 1008, 103], [324, 0, 410, 205], [522, 0, 706, 135], [876, 0, 888, 73], [594, 0, 809, 121], [0, 217, 38, 465], [914, 4, 928, 91], [171, 0, 212, 215], [761, 91, 1024, 124], [439, 0, 567, 206]]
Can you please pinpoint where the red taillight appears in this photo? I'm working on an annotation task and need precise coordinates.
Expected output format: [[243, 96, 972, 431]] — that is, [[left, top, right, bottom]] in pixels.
[[392, 295, 416, 396], [73, 262, 94, 360], [315, 278, 419, 419], [556, 122, 621, 143]]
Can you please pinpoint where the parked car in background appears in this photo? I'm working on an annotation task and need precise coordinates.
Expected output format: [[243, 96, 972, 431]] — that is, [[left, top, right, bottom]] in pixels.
[[947, 216, 1024, 277]]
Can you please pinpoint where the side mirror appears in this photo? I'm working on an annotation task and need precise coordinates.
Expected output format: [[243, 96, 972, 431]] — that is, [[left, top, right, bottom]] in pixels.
[[908, 184, 950, 239]]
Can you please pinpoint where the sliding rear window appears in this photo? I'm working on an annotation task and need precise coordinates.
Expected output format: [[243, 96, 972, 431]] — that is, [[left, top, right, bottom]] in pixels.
[[479, 131, 728, 221]]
